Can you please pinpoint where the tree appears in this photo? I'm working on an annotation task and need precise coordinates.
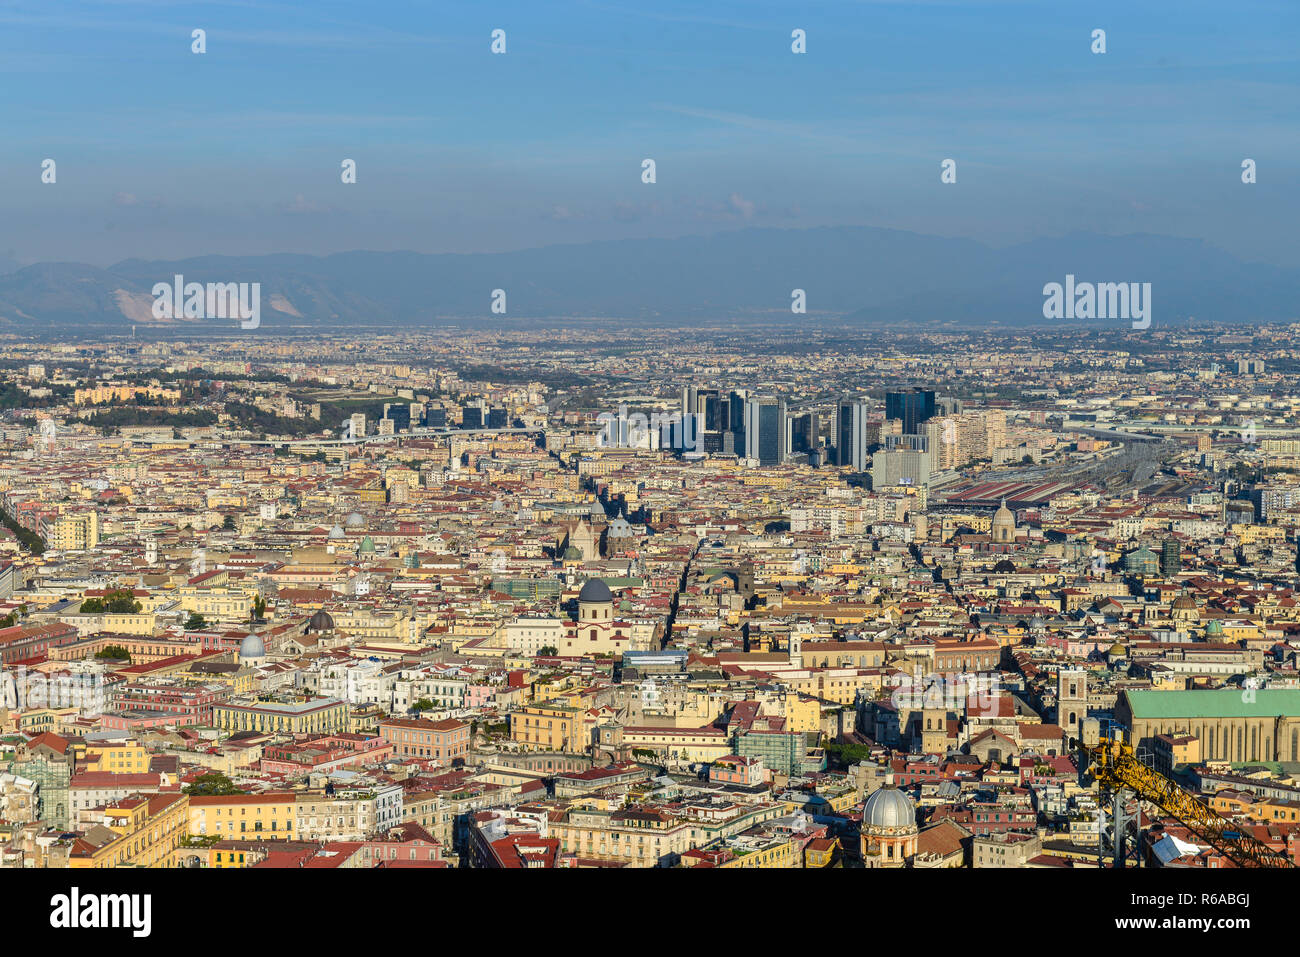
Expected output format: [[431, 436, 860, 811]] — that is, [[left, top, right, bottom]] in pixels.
[[822, 740, 874, 769], [252, 594, 267, 620], [538, 646, 558, 656], [183, 772, 242, 796], [412, 698, 435, 712], [222, 514, 237, 531], [81, 590, 142, 615], [95, 644, 132, 662], [184, 612, 208, 630], [0, 612, 16, 629]]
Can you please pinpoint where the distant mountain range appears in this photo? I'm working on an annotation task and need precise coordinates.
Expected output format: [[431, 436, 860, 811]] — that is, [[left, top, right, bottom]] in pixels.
[[0, 227, 1295, 332]]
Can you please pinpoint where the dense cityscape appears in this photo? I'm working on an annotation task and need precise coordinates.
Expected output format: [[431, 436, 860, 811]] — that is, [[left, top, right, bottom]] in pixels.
[[0, 322, 1297, 874]]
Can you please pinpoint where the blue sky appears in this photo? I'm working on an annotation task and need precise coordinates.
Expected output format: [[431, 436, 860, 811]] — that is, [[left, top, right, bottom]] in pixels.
[[2, 0, 1297, 266]]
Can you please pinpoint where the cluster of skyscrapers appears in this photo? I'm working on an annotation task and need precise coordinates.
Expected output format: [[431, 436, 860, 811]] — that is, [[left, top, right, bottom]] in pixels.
[[675, 385, 947, 481]]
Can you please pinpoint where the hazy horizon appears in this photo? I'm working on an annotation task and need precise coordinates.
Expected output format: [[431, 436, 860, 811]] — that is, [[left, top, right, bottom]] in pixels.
[[2, 0, 1296, 268]]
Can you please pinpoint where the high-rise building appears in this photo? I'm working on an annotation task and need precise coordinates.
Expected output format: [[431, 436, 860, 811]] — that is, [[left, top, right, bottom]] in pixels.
[[744, 397, 789, 465], [790, 412, 818, 455], [383, 403, 411, 433], [870, 449, 930, 488], [836, 400, 873, 472], [1160, 538, 1181, 577], [461, 404, 483, 429], [727, 390, 747, 455], [679, 387, 725, 452], [885, 389, 936, 436]]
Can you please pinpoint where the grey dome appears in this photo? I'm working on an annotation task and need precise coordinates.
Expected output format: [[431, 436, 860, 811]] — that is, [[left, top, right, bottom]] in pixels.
[[308, 609, 335, 633], [345, 511, 366, 528], [863, 785, 915, 830], [578, 578, 613, 604], [239, 631, 265, 659], [327, 525, 346, 540]]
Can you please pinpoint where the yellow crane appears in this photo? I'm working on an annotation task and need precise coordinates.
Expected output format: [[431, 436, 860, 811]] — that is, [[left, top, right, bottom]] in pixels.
[[1074, 732, 1295, 870]]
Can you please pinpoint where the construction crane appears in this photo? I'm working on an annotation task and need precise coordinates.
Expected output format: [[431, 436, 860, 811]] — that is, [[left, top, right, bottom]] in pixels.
[[1072, 731, 1295, 870]]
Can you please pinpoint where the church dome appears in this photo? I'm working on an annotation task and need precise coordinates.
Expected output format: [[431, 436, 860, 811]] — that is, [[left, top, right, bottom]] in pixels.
[[1172, 593, 1196, 610], [345, 511, 366, 528], [308, 609, 335, 633], [239, 631, 265, 660], [1205, 619, 1224, 637], [327, 525, 346, 540], [991, 499, 1016, 543], [863, 785, 915, 830], [578, 578, 613, 604]]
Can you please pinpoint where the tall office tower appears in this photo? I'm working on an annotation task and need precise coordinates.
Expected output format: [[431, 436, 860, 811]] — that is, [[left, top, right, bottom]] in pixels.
[[424, 406, 448, 428], [790, 412, 817, 455], [885, 388, 937, 436], [1160, 538, 1181, 578], [664, 412, 702, 454], [383, 402, 411, 433], [488, 407, 508, 430], [698, 389, 724, 431], [836, 400, 872, 472], [727, 390, 747, 454], [461, 403, 484, 429], [349, 412, 367, 438], [681, 387, 724, 452], [744, 397, 789, 465]]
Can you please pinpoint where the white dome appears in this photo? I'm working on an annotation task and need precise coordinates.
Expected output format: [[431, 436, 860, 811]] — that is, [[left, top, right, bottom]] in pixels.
[[345, 512, 366, 527], [863, 785, 915, 830], [327, 525, 346, 540], [239, 632, 265, 659]]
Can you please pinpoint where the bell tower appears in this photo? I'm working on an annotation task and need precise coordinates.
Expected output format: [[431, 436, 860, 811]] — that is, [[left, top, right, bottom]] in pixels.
[[1058, 669, 1087, 740]]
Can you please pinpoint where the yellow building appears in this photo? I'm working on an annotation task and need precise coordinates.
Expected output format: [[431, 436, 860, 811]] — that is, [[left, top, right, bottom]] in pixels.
[[783, 695, 822, 735], [83, 741, 150, 774], [70, 793, 189, 868], [716, 836, 798, 868], [187, 792, 297, 840], [177, 586, 255, 621], [622, 726, 731, 763], [512, 703, 583, 752], [42, 512, 100, 551], [212, 697, 349, 735]]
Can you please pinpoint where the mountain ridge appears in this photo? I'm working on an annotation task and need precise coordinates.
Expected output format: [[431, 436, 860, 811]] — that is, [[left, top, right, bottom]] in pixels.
[[0, 227, 1294, 331]]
